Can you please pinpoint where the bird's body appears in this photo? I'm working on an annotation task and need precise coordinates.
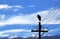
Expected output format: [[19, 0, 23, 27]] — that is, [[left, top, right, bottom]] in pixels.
[[37, 15, 41, 21]]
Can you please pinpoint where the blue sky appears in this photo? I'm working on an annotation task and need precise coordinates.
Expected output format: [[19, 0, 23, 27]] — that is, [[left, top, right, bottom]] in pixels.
[[0, 0, 60, 38], [0, 0, 60, 15]]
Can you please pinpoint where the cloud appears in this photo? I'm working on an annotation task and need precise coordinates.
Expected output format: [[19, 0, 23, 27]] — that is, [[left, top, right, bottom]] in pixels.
[[0, 4, 12, 9], [0, 4, 24, 9], [0, 29, 31, 34], [0, 29, 31, 37], [27, 8, 60, 24], [0, 34, 9, 37], [13, 5, 24, 8], [0, 8, 60, 26], [0, 29, 37, 37], [5, 15, 35, 24], [43, 29, 60, 37]]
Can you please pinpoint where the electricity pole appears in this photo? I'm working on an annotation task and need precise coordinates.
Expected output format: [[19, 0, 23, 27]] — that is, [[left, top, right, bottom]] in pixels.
[[31, 15, 48, 39]]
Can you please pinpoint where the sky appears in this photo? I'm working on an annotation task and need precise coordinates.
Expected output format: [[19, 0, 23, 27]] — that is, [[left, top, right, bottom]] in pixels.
[[0, 0, 60, 38]]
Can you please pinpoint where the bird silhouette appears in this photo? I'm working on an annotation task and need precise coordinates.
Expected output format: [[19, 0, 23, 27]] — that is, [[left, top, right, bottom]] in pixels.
[[37, 15, 41, 21]]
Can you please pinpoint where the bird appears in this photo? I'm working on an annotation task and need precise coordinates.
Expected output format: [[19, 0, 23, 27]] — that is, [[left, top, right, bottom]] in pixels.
[[37, 15, 41, 21]]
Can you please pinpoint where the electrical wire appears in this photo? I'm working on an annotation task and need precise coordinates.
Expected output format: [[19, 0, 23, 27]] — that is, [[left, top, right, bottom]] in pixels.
[[45, 9, 60, 24], [44, 0, 60, 24], [42, 0, 60, 23], [52, 10, 60, 24]]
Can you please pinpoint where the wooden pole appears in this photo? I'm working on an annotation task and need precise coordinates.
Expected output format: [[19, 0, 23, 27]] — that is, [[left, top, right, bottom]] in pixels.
[[31, 15, 48, 39], [39, 21, 41, 39]]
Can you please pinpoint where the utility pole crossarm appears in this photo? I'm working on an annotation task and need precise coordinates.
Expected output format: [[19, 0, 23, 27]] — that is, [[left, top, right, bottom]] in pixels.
[[31, 29, 48, 32]]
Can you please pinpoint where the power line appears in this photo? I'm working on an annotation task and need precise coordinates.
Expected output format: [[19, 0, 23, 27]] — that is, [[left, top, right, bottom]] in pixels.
[[44, 0, 60, 24], [42, 0, 60, 24], [45, 9, 60, 24], [52, 10, 60, 24]]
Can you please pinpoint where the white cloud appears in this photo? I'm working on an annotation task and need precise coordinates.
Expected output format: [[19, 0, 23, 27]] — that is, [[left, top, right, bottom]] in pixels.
[[0, 29, 31, 37], [43, 29, 60, 37], [0, 4, 24, 9], [0, 4, 12, 9], [0, 34, 9, 37], [27, 8, 60, 24], [5, 15, 35, 24], [0, 29, 31, 34], [9, 35, 18, 39], [13, 5, 24, 8], [0, 8, 60, 26], [0, 29, 38, 37]]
